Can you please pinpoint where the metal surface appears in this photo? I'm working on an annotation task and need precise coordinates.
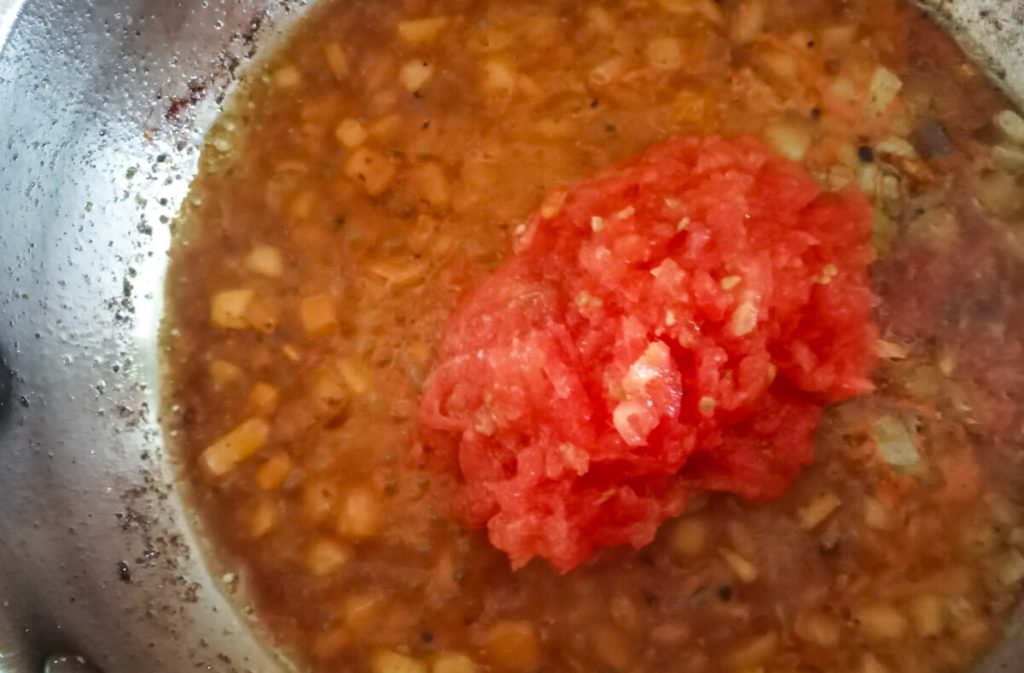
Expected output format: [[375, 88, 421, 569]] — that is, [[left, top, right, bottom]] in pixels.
[[0, 1, 1021, 672]]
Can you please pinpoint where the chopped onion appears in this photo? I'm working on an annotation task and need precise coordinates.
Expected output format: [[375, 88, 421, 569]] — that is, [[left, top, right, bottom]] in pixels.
[[993, 109, 1024, 146], [335, 119, 369, 148], [868, 66, 902, 115], [997, 549, 1024, 586], [731, 0, 765, 43], [764, 118, 812, 162], [799, 492, 841, 530], [993, 144, 1024, 173], [720, 548, 759, 583], [872, 414, 919, 471], [397, 16, 449, 44], [974, 170, 1024, 218], [875, 136, 917, 158], [399, 60, 434, 93]]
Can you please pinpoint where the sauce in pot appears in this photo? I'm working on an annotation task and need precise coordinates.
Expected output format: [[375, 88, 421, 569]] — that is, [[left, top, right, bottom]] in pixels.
[[163, 1, 1024, 672]]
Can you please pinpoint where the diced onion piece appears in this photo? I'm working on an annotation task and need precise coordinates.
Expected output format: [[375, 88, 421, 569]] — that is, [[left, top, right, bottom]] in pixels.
[[910, 593, 947, 637], [200, 418, 270, 477], [731, 0, 765, 43], [673, 87, 716, 127], [480, 621, 539, 672], [993, 145, 1024, 173], [366, 256, 429, 288], [245, 245, 284, 278], [324, 42, 349, 81], [336, 486, 383, 539], [876, 339, 908, 360], [256, 451, 292, 491], [997, 549, 1024, 586], [589, 56, 627, 87], [720, 548, 759, 583], [372, 650, 428, 673], [249, 499, 278, 538], [830, 76, 859, 103], [305, 537, 352, 576], [338, 358, 374, 395], [411, 162, 452, 207], [646, 36, 682, 70], [370, 114, 403, 140], [764, 118, 812, 162], [397, 16, 449, 44], [300, 293, 338, 337], [287, 189, 317, 222], [868, 66, 902, 115], [540, 190, 568, 219], [875, 136, 917, 158], [993, 109, 1024, 146], [211, 289, 254, 329], [821, 24, 856, 52], [246, 382, 279, 417], [864, 497, 892, 530], [432, 652, 477, 673], [309, 367, 352, 420], [273, 65, 303, 88], [872, 414, 919, 471], [345, 146, 397, 196], [658, 0, 723, 24], [209, 359, 242, 386], [974, 170, 1024, 218], [754, 44, 798, 83], [727, 632, 778, 669], [399, 60, 434, 93], [668, 517, 707, 557], [795, 610, 842, 646], [335, 119, 368, 148], [481, 57, 518, 96], [799, 492, 841, 530], [854, 603, 908, 641]]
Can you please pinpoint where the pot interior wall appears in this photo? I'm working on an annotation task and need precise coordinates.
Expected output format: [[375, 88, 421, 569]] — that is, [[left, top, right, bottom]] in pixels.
[[0, 0, 1020, 671]]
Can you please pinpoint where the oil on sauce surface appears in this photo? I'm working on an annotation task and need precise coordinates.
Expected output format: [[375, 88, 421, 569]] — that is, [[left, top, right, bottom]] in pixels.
[[162, 1, 1024, 672]]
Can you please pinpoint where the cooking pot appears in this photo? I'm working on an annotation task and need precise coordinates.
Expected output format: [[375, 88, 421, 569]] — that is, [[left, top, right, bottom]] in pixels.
[[0, 1, 1021, 671]]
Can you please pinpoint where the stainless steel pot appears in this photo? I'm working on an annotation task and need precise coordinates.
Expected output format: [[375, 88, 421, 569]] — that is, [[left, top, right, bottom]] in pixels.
[[0, 1, 1021, 672]]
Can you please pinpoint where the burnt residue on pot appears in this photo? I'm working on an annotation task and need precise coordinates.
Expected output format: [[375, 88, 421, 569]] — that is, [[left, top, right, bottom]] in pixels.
[[159, 1, 307, 125]]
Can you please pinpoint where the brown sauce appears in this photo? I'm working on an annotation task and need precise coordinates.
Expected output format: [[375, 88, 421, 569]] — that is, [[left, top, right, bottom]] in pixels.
[[162, 1, 1024, 672]]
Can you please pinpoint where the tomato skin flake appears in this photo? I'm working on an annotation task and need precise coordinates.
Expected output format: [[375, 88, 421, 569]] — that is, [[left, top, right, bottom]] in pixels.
[[419, 136, 877, 572]]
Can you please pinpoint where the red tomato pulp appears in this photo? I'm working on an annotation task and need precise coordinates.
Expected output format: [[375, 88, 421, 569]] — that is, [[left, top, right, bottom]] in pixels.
[[419, 137, 877, 571]]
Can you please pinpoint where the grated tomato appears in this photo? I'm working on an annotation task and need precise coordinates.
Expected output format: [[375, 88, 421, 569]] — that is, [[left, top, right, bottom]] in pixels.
[[419, 136, 877, 572]]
